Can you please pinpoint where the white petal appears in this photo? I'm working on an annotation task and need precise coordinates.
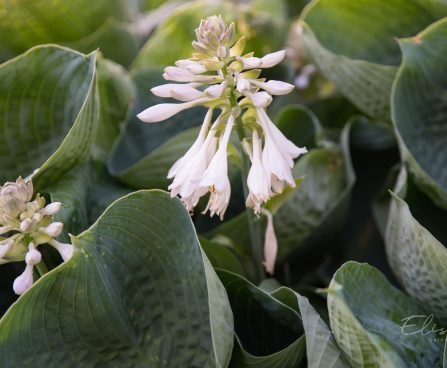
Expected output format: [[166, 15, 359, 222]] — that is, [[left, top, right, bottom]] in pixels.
[[239, 56, 262, 69], [39, 222, 63, 238], [205, 82, 227, 97], [25, 248, 41, 266], [262, 210, 278, 275], [236, 77, 251, 93], [137, 98, 209, 123], [260, 50, 286, 68], [248, 92, 272, 108], [49, 239, 73, 262], [151, 84, 177, 98], [13, 264, 34, 295], [252, 80, 294, 95], [170, 85, 204, 101], [0, 238, 14, 258], [163, 66, 196, 82], [40, 202, 62, 216], [167, 109, 214, 179], [20, 218, 32, 232]]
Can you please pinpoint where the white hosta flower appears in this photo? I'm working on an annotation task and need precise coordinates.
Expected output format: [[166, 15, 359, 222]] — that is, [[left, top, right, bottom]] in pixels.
[[246, 130, 270, 215], [0, 177, 74, 294], [137, 15, 307, 221], [199, 115, 234, 218]]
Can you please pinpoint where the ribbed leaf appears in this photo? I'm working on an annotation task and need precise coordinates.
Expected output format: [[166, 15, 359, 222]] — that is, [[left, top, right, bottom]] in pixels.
[[217, 270, 306, 367], [328, 262, 443, 367], [0, 191, 234, 367], [392, 18, 447, 209], [301, 0, 447, 119], [386, 167, 447, 324], [0, 0, 137, 66], [0, 46, 99, 190]]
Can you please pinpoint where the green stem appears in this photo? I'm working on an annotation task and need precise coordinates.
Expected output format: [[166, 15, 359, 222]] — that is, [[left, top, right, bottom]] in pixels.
[[35, 259, 48, 277], [235, 117, 265, 284]]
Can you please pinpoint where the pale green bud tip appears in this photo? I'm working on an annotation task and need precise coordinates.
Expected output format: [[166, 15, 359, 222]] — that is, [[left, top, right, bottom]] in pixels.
[[194, 15, 235, 55]]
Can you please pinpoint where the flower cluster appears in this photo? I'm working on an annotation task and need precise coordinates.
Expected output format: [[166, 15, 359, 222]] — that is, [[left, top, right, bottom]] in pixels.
[[0, 177, 73, 295], [138, 15, 307, 219]]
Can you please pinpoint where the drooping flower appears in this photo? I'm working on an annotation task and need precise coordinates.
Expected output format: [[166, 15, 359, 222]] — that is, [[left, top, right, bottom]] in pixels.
[[0, 177, 73, 295], [137, 15, 307, 221]]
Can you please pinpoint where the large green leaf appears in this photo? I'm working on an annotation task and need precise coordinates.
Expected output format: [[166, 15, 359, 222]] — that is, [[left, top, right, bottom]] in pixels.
[[328, 261, 443, 367], [300, 0, 447, 119], [0, 190, 234, 367], [217, 270, 306, 367], [0, 45, 99, 190], [0, 0, 137, 66], [386, 167, 447, 324], [132, 0, 288, 71], [392, 18, 447, 209]]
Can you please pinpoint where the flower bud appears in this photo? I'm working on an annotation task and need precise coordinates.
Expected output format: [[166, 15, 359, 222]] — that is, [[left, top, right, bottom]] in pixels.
[[13, 264, 34, 295], [49, 239, 73, 262], [25, 247, 41, 266], [40, 202, 62, 216], [39, 222, 63, 238]]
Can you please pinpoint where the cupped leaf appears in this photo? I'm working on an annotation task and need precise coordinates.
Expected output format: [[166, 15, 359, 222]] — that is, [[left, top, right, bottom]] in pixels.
[[132, 0, 288, 71], [386, 167, 447, 324], [392, 18, 447, 209], [300, 0, 447, 119], [0, 45, 99, 189], [217, 270, 306, 367], [273, 123, 355, 262], [0, 190, 234, 367], [0, 0, 137, 66], [328, 261, 443, 367]]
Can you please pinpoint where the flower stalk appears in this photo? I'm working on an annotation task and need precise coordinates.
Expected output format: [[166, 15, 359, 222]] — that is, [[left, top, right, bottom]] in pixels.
[[137, 15, 307, 275]]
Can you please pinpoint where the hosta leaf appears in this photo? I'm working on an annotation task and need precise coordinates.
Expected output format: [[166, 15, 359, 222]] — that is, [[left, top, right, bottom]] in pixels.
[[108, 67, 206, 186], [200, 237, 246, 277], [0, 45, 99, 190], [273, 123, 355, 262], [132, 0, 287, 71], [297, 294, 348, 368], [328, 261, 443, 367], [392, 18, 447, 209], [0, 190, 234, 367], [217, 270, 306, 367], [386, 167, 447, 324], [111, 126, 199, 189], [300, 0, 447, 119], [0, 0, 137, 66], [94, 58, 135, 163]]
